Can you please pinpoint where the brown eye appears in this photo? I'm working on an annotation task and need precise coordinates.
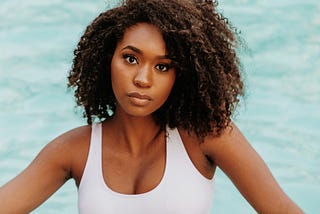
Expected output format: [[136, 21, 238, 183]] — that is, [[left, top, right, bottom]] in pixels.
[[155, 64, 169, 72], [123, 54, 138, 64]]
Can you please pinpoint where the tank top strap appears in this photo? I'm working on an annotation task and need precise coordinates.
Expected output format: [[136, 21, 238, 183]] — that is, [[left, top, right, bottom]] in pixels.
[[78, 123, 102, 190], [165, 127, 189, 178], [166, 126, 214, 183], [166, 126, 193, 172], [90, 122, 102, 160]]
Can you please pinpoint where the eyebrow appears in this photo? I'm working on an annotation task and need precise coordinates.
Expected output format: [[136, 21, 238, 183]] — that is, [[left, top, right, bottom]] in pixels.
[[121, 45, 170, 59]]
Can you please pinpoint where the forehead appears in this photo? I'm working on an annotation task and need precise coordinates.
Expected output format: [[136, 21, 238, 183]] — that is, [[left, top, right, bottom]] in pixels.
[[117, 23, 167, 53]]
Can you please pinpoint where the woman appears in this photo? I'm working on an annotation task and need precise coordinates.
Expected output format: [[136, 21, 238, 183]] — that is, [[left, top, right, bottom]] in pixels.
[[0, 0, 303, 213]]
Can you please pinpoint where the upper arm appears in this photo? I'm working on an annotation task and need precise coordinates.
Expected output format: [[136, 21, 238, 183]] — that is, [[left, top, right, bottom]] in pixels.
[[0, 127, 86, 213], [201, 123, 303, 213]]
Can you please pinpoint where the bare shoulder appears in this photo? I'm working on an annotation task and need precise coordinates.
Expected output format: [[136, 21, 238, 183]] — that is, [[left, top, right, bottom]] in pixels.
[[178, 123, 246, 164], [51, 125, 91, 146], [199, 122, 247, 163], [203, 122, 244, 144], [45, 125, 92, 182], [26, 124, 92, 182], [43, 125, 91, 160]]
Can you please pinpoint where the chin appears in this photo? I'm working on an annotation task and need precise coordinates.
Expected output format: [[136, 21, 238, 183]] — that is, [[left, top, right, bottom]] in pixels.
[[120, 107, 157, 118]]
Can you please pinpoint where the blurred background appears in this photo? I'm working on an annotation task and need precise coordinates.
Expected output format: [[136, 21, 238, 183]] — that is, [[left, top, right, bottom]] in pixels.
[[0, 0, 319, 213]]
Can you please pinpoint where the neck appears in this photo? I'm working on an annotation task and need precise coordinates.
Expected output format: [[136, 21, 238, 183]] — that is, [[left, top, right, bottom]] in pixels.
[[108, 109, 164, 155]]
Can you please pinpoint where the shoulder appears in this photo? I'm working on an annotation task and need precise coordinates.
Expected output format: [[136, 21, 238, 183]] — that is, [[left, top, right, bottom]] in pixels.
[[179, 122, 248, 164], [39, 124, 92, 181], [52, 124, 92, 144], [45, 125, 92, 156], [199, 122, 248, 163]]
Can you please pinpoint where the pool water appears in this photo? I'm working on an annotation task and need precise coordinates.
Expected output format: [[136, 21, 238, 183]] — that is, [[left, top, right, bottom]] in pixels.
[[0, 0, 319, 213]]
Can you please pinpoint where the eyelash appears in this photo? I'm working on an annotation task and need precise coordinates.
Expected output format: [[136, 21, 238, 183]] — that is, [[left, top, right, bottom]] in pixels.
[[122, 54, 172, 72], [155, 64, 170, 72], [123, 54, 138, 64]]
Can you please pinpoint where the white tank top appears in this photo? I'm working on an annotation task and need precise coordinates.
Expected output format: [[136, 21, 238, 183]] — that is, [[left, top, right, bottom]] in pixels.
[[78, 123, 214, 214]]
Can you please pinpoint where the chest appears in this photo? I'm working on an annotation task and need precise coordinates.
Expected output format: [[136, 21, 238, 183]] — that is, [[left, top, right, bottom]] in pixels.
[[78, 127, 215, 214], [102, 131, 215, 195], [102, 134, 166, 194]]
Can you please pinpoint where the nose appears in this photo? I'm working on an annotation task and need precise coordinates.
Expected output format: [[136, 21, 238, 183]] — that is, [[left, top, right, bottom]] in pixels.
[[133, 65, 152, 88]]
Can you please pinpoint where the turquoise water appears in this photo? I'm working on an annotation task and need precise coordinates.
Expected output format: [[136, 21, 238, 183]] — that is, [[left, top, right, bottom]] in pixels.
[[0, 0, 319, 213]]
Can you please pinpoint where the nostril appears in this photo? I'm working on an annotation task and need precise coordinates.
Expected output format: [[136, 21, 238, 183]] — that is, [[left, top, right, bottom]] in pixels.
[[133, 68, 152, 88], [133, 78, 152, 88]]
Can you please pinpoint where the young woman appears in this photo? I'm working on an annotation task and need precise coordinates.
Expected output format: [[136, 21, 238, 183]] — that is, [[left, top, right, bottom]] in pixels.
[[0, 0, 303, 213]]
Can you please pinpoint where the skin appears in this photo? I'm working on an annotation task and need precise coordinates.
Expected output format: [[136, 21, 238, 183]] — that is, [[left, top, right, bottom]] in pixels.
[[0, 23, 303, 214]]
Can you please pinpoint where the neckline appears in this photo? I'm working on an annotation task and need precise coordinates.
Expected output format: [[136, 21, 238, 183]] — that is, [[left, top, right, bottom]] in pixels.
[[99, 124, 169, 198]]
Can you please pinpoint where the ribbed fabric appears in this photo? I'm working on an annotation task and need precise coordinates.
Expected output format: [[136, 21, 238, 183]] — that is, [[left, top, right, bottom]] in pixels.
[[78, 123, 214, 214]]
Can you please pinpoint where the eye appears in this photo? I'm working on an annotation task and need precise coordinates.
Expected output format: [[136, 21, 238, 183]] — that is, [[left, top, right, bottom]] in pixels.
[[155, 64, 170, 72], [123, 54, 138, 64]]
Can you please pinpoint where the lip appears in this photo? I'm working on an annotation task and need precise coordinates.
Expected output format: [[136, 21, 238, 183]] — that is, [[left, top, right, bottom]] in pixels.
[[127, 92, 152, 106], [127, 92, 152, 100]]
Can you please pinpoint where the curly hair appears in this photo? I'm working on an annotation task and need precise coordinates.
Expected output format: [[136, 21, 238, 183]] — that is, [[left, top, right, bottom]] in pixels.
[[68, 0, 244, 139]]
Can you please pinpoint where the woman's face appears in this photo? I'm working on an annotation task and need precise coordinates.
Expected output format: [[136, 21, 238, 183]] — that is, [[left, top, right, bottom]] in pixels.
[[111, 23, 176, 117]]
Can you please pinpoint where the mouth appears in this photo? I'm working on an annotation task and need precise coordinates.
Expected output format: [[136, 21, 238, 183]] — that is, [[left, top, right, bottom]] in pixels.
[[127, 92, 152, 100], [127, 92, 152, 106]]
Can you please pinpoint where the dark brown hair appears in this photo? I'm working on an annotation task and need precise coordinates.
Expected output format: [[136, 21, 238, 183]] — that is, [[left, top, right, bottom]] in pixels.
[[68, 0, 244, 139]]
